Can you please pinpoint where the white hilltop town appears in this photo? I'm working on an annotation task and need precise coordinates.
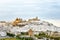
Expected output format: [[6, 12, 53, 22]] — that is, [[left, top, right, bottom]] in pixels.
[[0, 17, 60, 40]]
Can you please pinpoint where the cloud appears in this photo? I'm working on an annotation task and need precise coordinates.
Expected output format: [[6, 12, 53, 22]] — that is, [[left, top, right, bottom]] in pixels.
[[0, 0, 60, 21]]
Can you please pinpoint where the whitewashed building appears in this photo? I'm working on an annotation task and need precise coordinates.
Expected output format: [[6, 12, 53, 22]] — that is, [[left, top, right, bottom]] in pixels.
[[0, 31, 7, 37]]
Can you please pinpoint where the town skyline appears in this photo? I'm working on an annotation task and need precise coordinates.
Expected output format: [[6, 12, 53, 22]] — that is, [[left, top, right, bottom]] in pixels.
[[0, 0, 60, 40], [0, 0, 60, 27]]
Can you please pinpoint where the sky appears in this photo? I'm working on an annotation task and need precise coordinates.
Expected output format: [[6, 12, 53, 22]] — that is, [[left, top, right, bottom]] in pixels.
[[0, 0, 60, 27]]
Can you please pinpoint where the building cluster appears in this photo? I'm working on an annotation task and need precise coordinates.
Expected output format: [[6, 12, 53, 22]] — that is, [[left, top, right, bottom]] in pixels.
[[0, 17, 60, 37], [11, 17, 40, 26], [0, 17, 40, 37]]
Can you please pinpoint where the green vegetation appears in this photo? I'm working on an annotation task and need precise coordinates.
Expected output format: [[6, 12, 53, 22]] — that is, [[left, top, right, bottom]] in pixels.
[[18, 37, 34, 40], [0, 37, 34, 40], [21, 32, 28, 35], [7, 33, 15, 37], [1, 32, 60, 40], [34, 32, 50, 39], [49, 36, 60, 40], [34, 32, 60, 40], [39, 32, 46, 37], [34, 32, 47, 39], [0, 38, 19, 40]]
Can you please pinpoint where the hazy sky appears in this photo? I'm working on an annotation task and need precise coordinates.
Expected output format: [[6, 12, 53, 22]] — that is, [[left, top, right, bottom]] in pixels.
[[0, 0, 60, 27]]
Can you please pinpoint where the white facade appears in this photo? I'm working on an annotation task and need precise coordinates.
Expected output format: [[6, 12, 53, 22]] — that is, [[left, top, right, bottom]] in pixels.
[[0, 31, 6, 37]]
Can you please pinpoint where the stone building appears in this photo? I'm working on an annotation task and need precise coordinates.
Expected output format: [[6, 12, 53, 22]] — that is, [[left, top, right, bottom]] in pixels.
[[28, 29, 33, 37], [12, 18, 23, 26], [28, 17, 40, 22]]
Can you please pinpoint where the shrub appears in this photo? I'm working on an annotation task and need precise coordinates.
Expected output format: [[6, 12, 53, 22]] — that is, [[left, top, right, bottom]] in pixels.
[[7, 33, 15, 37], [21, 32, 28, 35]]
